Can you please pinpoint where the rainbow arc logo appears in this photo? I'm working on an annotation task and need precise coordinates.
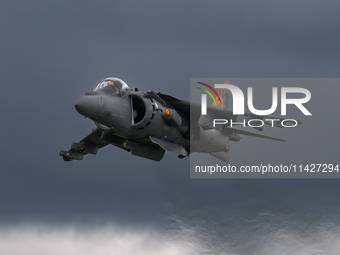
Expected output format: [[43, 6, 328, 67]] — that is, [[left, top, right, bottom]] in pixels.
[[196, 82, 222, 107]]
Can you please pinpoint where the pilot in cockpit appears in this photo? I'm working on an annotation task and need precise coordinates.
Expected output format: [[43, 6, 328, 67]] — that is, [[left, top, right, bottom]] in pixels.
[[94, 77, 130, 96]]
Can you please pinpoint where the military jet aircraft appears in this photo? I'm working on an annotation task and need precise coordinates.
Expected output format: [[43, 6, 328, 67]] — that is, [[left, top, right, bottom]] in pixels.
[[60, 77, 302, 162]]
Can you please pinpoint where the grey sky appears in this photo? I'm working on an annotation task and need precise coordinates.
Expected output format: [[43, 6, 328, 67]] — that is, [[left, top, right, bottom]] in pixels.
[[1, 0, 340, 254]]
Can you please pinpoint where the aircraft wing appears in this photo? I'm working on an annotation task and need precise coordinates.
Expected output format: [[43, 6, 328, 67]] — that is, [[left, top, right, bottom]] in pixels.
[[157, 92, 303, 130], [60, 128, 166, 162], [59, 128, 129, 161]]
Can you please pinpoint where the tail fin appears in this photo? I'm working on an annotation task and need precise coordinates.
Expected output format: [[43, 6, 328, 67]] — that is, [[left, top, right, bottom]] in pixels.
[[212, 80, 229, 109]]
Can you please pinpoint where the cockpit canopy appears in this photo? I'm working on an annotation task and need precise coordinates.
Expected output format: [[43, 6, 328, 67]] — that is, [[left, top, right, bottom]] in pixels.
[[94, 77, 130, 96]]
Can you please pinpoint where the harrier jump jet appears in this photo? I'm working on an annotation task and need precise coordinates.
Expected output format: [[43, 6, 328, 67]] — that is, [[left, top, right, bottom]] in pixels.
[[60, 77, 302, 162]]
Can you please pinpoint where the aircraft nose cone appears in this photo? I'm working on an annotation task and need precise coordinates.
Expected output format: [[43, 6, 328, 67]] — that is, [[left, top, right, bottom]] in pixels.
[[75, 96, 101, 118]]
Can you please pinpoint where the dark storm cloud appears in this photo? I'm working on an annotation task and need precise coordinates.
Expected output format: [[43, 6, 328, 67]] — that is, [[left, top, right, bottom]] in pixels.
[[0, 0, 340, 253]]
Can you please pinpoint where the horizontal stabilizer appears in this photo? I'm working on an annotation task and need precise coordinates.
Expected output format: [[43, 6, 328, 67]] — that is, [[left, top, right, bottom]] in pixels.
[[225, 127, 286, 142]]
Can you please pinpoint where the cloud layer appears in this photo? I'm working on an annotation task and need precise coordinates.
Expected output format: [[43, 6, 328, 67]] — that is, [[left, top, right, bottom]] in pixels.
[[1, 220, 339, 255]]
